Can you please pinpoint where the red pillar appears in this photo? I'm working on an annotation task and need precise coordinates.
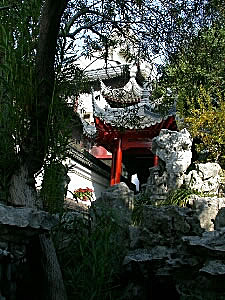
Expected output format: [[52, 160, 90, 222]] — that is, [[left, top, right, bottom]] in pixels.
[[115, 138, 122, 184], [153, 155, 159, 166], [110, 151, 116, 186]]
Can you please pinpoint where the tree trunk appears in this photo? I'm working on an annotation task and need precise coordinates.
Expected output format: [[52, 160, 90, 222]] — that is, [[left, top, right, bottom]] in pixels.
[[8, 164, 68, 299], [8, 165, 40, 208], [39, 233, 68, 300], [22, 0, 69, 176], [8, 1, 69, 299]]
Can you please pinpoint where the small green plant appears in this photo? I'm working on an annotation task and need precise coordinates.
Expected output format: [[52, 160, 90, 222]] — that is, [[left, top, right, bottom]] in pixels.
[[132, 191, 152, 225], [160, 187, 194, 207]]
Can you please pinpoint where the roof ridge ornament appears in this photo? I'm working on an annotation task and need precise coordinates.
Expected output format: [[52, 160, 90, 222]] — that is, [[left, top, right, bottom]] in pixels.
[[141, 80, 150, 105]]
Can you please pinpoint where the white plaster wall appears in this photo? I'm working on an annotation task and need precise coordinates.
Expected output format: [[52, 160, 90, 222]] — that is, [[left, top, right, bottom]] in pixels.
[[35, 159, 110, 202], [35, 169, 44, 190], [66, 160, 110, 201]]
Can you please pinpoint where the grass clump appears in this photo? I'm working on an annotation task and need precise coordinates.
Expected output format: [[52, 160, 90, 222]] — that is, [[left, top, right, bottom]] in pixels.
[[132, 187, 195, 225], [52, 208, 125, 300]]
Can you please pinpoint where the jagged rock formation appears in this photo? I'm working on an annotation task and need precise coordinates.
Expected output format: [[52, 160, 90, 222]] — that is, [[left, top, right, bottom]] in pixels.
[[145, 129, 193, 202], [0, 203, 58, 233], [126, 128, 225, 299], [123, 202, 225, 299], [93, 183, 225, 299], [91, 182, 134, 226], [146, 129, 224, 204], [189, 195, 225, 231], [152, 128, 193, 188]]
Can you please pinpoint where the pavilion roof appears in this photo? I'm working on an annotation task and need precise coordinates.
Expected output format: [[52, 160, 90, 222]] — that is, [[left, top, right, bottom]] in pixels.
[[93, 98, 176, 130], [81, 95, 176, 139], [84, 64, 130, 81], [85, 63, 146, 106], [100, 77, 142, 106], [80, 62, 176, 139]]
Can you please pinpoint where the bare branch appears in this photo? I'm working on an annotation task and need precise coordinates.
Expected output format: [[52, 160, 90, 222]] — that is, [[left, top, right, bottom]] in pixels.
[[62, 21, 106, 39], [60, 8, 114, 36]]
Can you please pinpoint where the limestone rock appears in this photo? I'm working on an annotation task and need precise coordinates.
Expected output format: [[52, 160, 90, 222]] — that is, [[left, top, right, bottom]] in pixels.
[[147, 129, 192, 200], [91, 183, 134, 250], [215, 207, 225, 229], [129, 225, 142, 249], [182, 228, 225, 257], [200, 260, 225, 275], [142, 205, 203, 241], [185, 163, 221, 194], [0, 203, 58, 240], [92, 182, 134, 225], [145, 166, 168, 202], [99, 182, 134, 208], [147, 129, 222, 205], [152, 128, 192, 177], [188, 195, 225, 231], [123, 213, 225, 299]]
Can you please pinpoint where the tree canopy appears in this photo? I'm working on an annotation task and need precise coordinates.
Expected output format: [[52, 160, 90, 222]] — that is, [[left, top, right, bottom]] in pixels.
[[151, 0, 225, 164]]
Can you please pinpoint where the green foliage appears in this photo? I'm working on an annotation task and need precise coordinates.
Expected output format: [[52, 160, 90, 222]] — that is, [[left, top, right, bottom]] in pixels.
[[40, 162, 68, 214], [152, 23, 225, 114], [184, 87, 225, 164], [53, 209, 125, 300], [0, 1, 40, 200], [151, 4, 225, 163], [0, 0, 220, 203], [0, 1, 78, 202]]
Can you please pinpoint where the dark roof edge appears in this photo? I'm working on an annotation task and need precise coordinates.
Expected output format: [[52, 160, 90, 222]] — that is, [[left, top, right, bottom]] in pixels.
[[68, 146, 111, 178]]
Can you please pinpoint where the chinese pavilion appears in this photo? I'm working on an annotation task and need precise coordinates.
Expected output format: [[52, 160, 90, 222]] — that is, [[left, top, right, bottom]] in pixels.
[[80, 62, 177, 190]]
